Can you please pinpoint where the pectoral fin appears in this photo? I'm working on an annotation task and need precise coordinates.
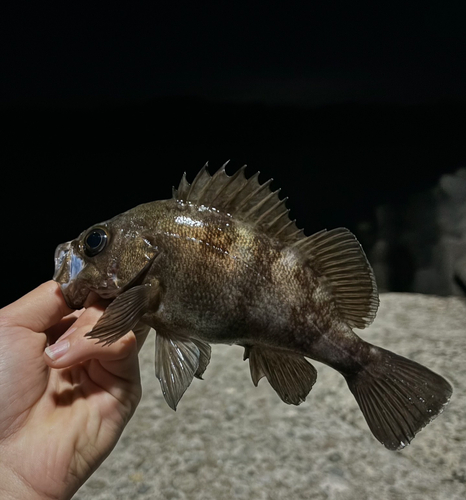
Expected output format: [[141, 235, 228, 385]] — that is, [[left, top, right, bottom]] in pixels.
[[85, 283, 158, 346], [244, 346, 317, 405], [155, 334, 211, 410]]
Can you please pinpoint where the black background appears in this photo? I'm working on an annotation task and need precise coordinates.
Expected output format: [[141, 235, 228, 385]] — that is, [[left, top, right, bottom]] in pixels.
[[1, 2, 465, 306]]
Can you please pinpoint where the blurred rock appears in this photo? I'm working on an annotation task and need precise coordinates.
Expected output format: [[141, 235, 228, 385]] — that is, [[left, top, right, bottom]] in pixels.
[[367, 167, 466, 296], [454, 254, 466, 293]]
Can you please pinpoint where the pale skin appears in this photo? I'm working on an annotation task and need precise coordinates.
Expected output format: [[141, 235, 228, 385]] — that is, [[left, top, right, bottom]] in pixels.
[[0, 281, 148, 500]]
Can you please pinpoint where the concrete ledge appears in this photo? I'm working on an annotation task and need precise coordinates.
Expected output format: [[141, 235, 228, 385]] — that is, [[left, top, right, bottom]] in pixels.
[[75, 293, 466, 500]]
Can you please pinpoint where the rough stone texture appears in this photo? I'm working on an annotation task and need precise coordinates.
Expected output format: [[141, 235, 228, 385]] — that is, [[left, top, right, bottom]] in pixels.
[[367, 167, 466, 296], [74, 294, 465, 500]]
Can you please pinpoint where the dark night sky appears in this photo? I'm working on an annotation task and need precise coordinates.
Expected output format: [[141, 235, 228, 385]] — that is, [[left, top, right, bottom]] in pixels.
[[2, 2, 466, 106], [1, 2, 466, 305]]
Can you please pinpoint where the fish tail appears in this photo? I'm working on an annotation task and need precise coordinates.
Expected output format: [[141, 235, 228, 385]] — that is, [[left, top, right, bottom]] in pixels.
[[344, 344, 452, 450]]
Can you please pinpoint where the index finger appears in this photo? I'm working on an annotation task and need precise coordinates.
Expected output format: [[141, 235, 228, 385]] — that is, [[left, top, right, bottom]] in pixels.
[[1, 281, 73, 333]]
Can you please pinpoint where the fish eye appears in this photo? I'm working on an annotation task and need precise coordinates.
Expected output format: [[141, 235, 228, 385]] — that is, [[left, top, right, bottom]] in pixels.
[[84, 228, 108, 257]]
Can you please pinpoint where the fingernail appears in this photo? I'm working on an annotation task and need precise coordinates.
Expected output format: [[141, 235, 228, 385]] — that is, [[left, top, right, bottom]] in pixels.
[[45, 340, 70, 361]]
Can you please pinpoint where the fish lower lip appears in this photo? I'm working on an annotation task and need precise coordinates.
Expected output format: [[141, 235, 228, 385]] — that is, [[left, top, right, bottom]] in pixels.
[[61, 284, 91, 310], [83, 291, 105, 308]]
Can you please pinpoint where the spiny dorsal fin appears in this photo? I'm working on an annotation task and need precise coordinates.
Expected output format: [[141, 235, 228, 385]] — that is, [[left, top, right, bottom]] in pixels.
[[301, 228, 379, 329], [173, 162, 303, 243], [174, 164, 378, 329]]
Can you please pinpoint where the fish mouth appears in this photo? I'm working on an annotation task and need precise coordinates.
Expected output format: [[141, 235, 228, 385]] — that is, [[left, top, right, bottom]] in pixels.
[[84, 257, 156, 308], [58, 274, 121, 310], [58, 273, 131, 310], [53, 241, 157, 310], [53, 241, 89, 309], [61, 282, 92, 309]]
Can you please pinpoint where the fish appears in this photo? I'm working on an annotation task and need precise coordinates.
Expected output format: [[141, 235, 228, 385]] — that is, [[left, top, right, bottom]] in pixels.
[[53, 162, 453, 450]]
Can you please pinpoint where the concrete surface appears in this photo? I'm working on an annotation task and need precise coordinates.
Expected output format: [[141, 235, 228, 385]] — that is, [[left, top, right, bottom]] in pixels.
[[74, 293, 465, 500]]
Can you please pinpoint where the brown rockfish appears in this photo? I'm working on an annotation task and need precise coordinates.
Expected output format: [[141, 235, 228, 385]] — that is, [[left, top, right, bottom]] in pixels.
[[53, 163, 452, 450]]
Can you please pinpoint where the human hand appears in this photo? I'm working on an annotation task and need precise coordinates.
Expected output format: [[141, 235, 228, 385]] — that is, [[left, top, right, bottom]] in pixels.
[[0, 281, 148, 500]]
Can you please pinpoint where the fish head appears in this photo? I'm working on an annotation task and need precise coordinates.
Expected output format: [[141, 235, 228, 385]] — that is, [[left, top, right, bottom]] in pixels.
[[53, 215, 158, 309]]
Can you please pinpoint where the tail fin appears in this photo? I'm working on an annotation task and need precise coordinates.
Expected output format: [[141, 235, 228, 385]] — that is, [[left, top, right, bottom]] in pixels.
[[344, 345, 452, 450]]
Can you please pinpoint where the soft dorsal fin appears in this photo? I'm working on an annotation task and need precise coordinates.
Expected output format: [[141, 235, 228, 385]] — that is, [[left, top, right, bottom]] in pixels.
[[299, 228, 379, 329], [173, 162, 304, 244]]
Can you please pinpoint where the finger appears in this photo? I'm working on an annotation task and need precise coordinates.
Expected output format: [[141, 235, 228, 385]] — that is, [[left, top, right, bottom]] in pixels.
[[45, 310, 82, 345], [133, 323, 151, 352], [2, 281, 73, 333], [44, 302, 140, 384]]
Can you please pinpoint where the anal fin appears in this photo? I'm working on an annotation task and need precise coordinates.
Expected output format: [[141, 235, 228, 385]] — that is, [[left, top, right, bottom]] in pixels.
[[244, 346, 317, 405]]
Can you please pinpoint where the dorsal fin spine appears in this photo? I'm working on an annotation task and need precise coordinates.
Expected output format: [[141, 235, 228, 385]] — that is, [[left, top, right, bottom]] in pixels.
[[255, 193, 283, 225], [240, 178, 274, 213], [266, 206, 289, 229], [210, 165, 245, 206], [243, 186, 277, 218], [273, 218, 295, 237], [292, 239, 309, 249], [177, 172, 190, 200], [223, 168, 249, 207], [190, 162, 213, 202], [208, 174, 232, 206], [187, 163, 209, 200], [287, 227, 304, 240], [234, 173, 270, 213], [202, 163, 229, 203]]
